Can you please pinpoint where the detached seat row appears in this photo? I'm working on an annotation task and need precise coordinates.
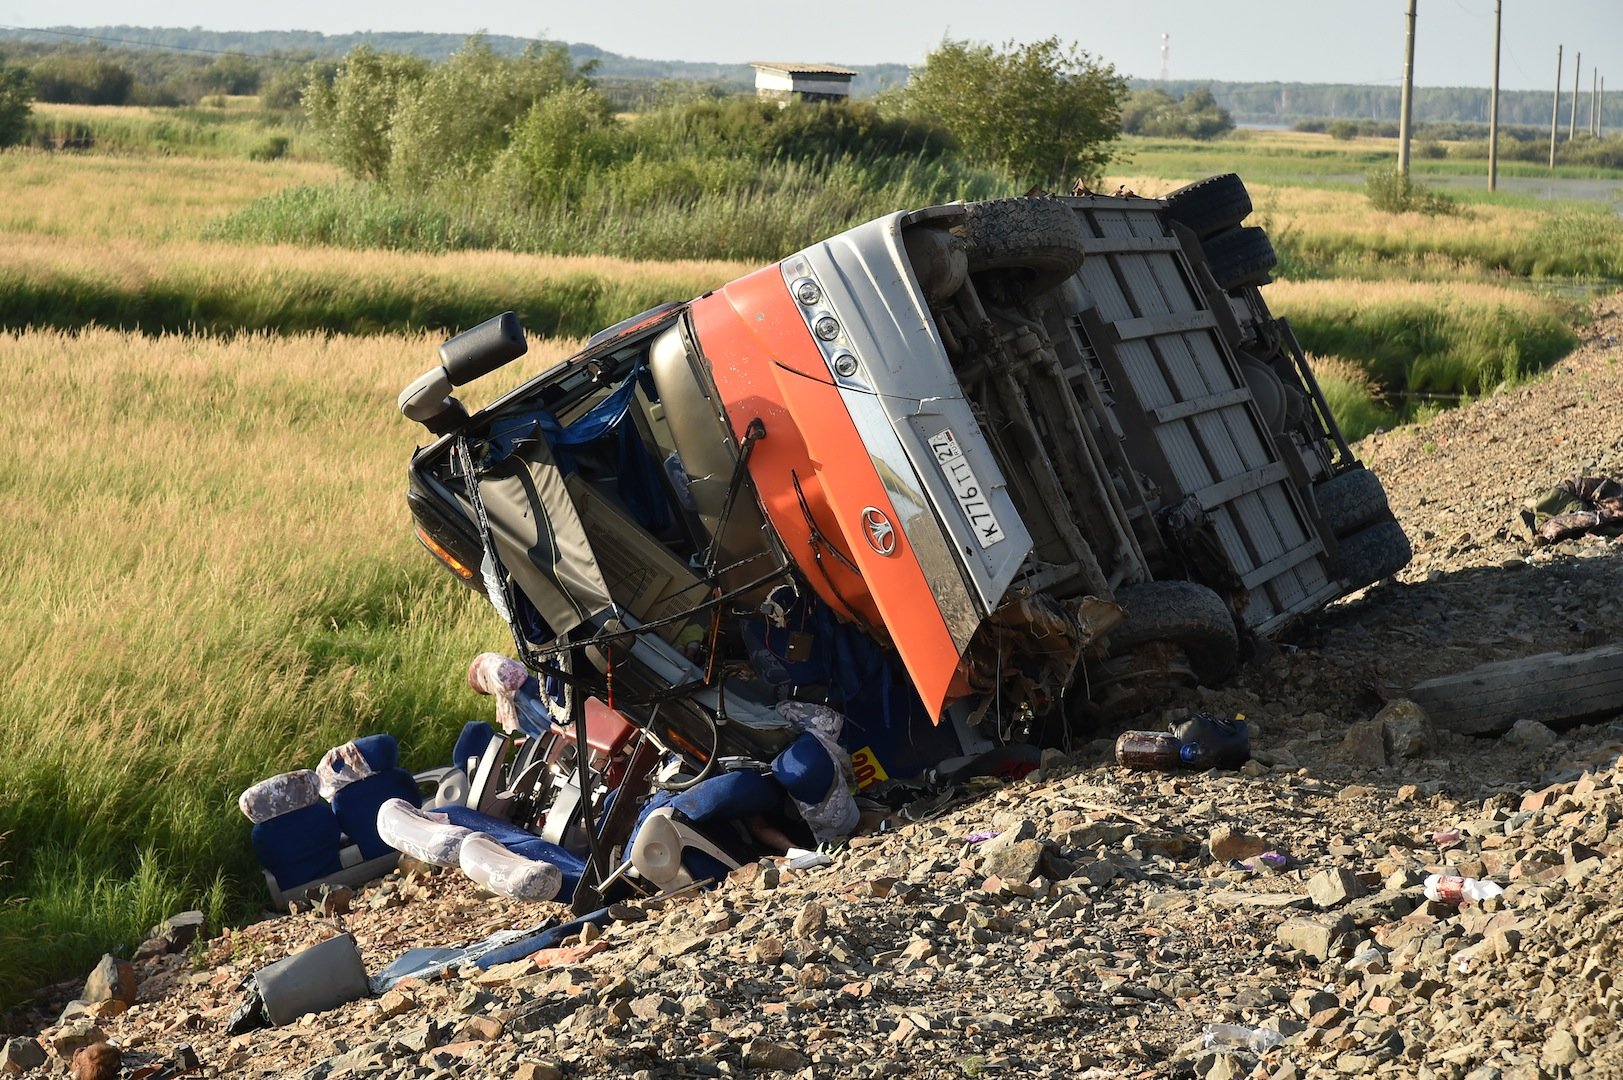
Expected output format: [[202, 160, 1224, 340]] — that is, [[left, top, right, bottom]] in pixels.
[[238, 734, 429, 908]]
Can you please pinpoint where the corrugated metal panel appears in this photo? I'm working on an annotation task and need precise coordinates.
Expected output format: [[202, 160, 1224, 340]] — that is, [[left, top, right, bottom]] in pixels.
[[1066, 196, 1339, 630]]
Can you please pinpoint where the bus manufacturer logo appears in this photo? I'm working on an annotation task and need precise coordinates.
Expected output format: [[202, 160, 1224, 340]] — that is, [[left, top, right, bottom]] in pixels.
[[861, 507, 897, 555]]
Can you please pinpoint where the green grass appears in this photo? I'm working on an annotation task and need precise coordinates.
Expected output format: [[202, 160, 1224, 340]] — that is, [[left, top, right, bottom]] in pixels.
[[27, 100, 318, 160], [213, 155, 1006, 263], [0, 251, 729, 338], [0, 328, 534, 1016], [1271, 281, 1579, 396], [1309, 356, 1400, 442], [1119, 129, 1623, 185]]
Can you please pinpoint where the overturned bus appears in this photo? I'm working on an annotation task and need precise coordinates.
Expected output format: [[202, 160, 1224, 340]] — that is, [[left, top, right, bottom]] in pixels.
[[397, 175, 1409, 900]]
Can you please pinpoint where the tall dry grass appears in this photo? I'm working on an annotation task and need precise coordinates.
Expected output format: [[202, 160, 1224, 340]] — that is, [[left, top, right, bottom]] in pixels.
[[0, 150, 340, 242], [0, 326, 580, 1012], [0, 149, 749, 336]]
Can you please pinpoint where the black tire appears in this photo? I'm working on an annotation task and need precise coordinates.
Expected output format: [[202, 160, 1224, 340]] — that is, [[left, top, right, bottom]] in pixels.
[[1335, 519, 1412, 591], [1163, 173, 1253, 240], [1203, 225, 1277, 291], [1108, 580, 1239, 685], [1315, 468, 1393, 538], [952, 197, 1087, 294]]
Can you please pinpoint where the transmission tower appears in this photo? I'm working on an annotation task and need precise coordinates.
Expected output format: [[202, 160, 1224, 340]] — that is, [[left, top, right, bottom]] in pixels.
[[1160, 33, 1171, 81]]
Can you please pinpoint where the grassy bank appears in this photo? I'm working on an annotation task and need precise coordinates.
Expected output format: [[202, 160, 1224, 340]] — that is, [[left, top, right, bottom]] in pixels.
[[0, 328, 579, 1015], [0, 150, 339, 242], [1272, 281, 1578, 394]]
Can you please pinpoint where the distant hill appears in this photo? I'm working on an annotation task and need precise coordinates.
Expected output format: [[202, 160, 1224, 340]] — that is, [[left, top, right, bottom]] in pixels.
[[0, 25, 910, 96], [0, 26, 1602, 125]]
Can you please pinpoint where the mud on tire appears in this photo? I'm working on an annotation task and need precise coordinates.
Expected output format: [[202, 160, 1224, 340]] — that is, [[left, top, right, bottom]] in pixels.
[[1163, 173, 1253, 240], [1335, 519, 1413, 591], [1315, 467, 1394, 538], [1107, 580, 1240, 686], [952, 197, 1088, 294]]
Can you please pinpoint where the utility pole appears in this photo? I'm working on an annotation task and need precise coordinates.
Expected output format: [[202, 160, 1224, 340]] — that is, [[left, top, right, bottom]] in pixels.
[[1398, 0, 1418, 174], [1549, 44, 1562, 167], [1592, 68, 1600, 136], [1570, 52, 1580, 138], [1489, 0, 1501, 191]]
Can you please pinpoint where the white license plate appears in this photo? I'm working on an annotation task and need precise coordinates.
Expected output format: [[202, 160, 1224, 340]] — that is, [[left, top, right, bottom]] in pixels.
[[927, 428, 1005, 548]]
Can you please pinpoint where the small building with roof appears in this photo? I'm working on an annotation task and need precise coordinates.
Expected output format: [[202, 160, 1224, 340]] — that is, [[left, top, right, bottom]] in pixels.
[[750, 62, 859, 105]]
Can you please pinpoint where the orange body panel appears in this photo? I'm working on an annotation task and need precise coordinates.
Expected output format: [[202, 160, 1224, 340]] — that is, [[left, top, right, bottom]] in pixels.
[[689, 267, 968, 719]]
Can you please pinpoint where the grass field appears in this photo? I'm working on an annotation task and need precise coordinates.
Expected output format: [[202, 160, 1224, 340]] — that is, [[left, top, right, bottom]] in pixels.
[[0, 109, 1616, 1016], [0, 328, 578, 1010]]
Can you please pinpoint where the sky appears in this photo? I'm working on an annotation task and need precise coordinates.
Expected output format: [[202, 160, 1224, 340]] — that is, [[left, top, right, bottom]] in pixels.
[[2, 0, 1617, 93]]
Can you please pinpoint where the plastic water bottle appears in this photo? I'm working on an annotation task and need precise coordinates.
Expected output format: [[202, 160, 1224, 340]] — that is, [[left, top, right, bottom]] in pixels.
[[1423, 873, 1503, 905], [1113, 731, 1187, 770], [1172, 713, 1251, 767], [1202, 1022, 1285, 1054], [1114, 714, 1250, 771]]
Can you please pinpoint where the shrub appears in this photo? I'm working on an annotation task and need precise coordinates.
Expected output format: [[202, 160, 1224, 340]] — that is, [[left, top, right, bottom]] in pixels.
[[248, 134, 290, 161], [1327, 120, 1359, 141], [28, 53, 133, 105], [387, 39, 595, 194], [1365, 168, 1457, 216], [302, 46, 429, 182], [497, 83, 626, 203], [904, 36, 1127, 185], [1120, 86, 1234, 141], [0, 63, 30, 148]]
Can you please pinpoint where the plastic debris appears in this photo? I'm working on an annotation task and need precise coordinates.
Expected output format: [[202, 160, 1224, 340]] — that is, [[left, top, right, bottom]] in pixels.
[[1115, 714, 1251, 771], [786, 847, 834, 870], [1431, 828, 1462, 847], [1201, 1022, 1286, 1054], [458, 832, 563, 903], [1423, 872, 1504, 904], [965, 830, 1001, 845], [1346, 945, 1390, 973], [376, 797, 476, 867], [1233, 850, 1291, 873]]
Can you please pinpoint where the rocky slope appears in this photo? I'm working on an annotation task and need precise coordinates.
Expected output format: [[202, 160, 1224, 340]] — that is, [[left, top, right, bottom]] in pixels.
[[7, 295, 1623, 1080]]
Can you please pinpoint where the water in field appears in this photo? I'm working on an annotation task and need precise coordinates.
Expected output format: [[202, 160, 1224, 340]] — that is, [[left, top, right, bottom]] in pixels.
[[1424, 173, 1623, 207], [1318, 171, 1623, 211]]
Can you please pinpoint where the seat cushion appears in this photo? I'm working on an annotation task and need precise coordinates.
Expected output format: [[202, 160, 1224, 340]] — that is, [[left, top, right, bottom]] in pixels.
[[330, 768, 423, 860], [317, 733, 401, 800], [251, 802, 344, 889]]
